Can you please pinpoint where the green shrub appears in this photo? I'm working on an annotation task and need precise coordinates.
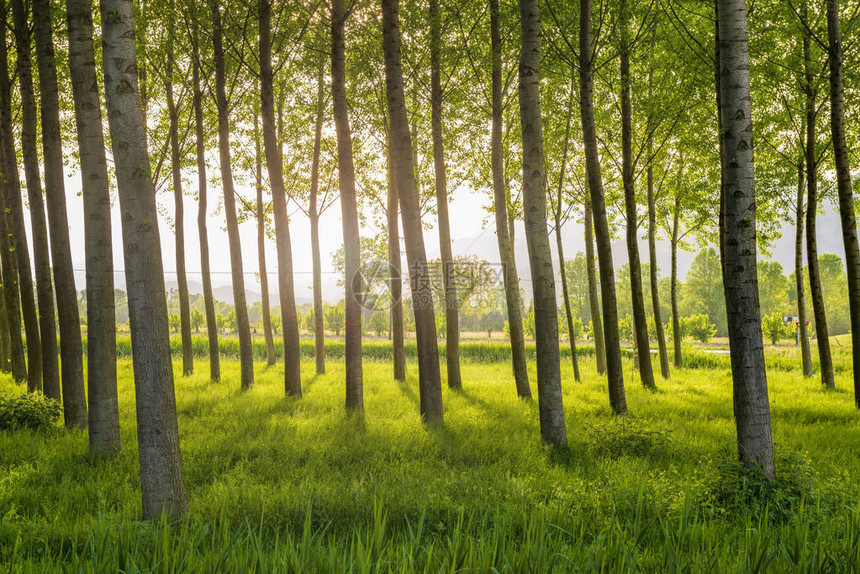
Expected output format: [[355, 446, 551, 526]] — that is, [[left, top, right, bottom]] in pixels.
[[583, 420, 671, 459], [680, 314, 717, 343], [702, 452, 818, 523], [762, 312, 790, 345], [0, 393, 62, 431]]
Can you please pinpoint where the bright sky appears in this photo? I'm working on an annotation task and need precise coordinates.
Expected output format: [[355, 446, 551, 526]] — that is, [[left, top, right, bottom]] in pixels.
[[49, 162, 848, 306]]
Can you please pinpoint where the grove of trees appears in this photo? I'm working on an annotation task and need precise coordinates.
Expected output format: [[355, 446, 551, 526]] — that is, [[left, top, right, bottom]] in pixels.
[[0, 0, 857, 519]]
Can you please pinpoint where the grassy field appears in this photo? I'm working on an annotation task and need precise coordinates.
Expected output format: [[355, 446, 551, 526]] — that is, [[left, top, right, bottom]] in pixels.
[[2, 346, 860, 572]]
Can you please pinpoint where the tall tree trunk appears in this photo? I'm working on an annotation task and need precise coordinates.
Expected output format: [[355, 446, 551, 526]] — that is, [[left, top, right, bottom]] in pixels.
[[0, 276, 9, 371], [645, 28, 669, 380], [794, 161, 813, 377], [631, 303, 639, 369], [804, 30, 835, 389], [518, 0, 567, 446], [99, 0, 188, 517], [382, 0, 444, 422], [717, 0, 775, 478], [619, 0, 655, 390], [8, 0, 47, 395], [0, 184, 25, 381], [429, 0, 461, 390], [715, 2, 727, 279], [309, 60, 326, 375], [136, 0, 147, 124], [555, 208, 580, 382], [191, 12, 219, 382], [554, 72, 580, 382], [67, 0, 120, 453], [0, 14, 22, 379], [212, 0, 254, 390], [826, 0, 860, 405], [491, 0, 530, 399], [165, 10, 193, 376], [330, 0, 364, 409], [254, 114, 276, 367], [386, 148, 406, 381], [580, 0, 626, 414], [584, 199, 606, 374], [647, 150, 670, 379], [258, 0, 302, 396], [33, 0, 87, 425], [671, 196, 682, 368]]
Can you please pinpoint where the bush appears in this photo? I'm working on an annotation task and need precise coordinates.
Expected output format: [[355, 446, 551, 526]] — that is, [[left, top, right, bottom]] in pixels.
[[681, 314, 717, 343], [0, 393, 62, 431], [762, 312, 790, 345], [583, 420, 671, 459], [702, 452, 818, 523]]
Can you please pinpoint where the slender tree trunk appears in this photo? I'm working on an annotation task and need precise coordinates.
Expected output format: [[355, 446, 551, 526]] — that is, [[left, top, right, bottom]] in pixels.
[[429, 0, 461, 390], [805, 144, 835, 388], [717, 0, 775, 478], [645, 28, 669, 380], [554, 72, 580, 382], [631, 303, 639, 369], [67, 0, 120, 453], [0, 16, 21, 378], [382, 0, 444, 422], [212, 0, 254, 390], [309, 60, 326, 375], [165, 12, 193, 376], [386, 143, 406, 381], [0, 277, 9, 371], [254, 114, 276, 367], [518, 0, 567, 445], [647, 151, 670, 379], [99, 0, 188, 517], [580, 0, 626, 414], [794, 161, 813, 377], [620, 0, 655, 390], [0, 3, 20, 381], [507, 185, 516, 247], [555, 208, 580, 382], [191, 12, 219, 382], [826, 0, 860, 405], [33, 0, 87, 425], [715, 2, 727, 278], [671, 196, 682, 367], [258, 0, 302, 396], [0, 160, 25, 382], [804, 29, 835, 389], [8, 0, 46, 395], [331, 0, 363, 409], [491, 0, 530, 399], [584, 199, 606, 374]]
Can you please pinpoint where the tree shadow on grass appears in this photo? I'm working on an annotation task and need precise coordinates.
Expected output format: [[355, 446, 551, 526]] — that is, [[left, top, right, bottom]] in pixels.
[[397, 379, 420, 410], [303, 373, 323, 393], [331, 408, 368, 439], [450, 387, 531, 424]]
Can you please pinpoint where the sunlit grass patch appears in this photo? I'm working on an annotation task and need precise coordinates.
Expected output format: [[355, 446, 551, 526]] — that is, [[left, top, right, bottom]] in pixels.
[[1, 351, 860, 571]]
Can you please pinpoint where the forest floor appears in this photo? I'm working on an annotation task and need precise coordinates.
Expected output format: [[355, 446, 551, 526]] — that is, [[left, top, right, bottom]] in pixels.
[[2, 348, 860, 571]]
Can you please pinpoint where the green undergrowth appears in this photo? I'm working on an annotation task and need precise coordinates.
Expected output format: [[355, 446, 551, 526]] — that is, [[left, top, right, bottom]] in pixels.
[[2, 353, 860, 571]]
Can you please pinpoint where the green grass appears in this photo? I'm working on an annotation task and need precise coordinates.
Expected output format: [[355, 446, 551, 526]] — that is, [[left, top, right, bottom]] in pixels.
[[2, 349, 860, 571]]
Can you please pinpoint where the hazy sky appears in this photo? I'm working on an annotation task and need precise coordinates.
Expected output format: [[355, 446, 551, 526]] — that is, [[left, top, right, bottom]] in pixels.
[[49, 162, 849, 306]]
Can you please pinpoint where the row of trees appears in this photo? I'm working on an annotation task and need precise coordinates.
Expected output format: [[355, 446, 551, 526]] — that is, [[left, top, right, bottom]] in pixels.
[[0, 0, 856, 516]]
